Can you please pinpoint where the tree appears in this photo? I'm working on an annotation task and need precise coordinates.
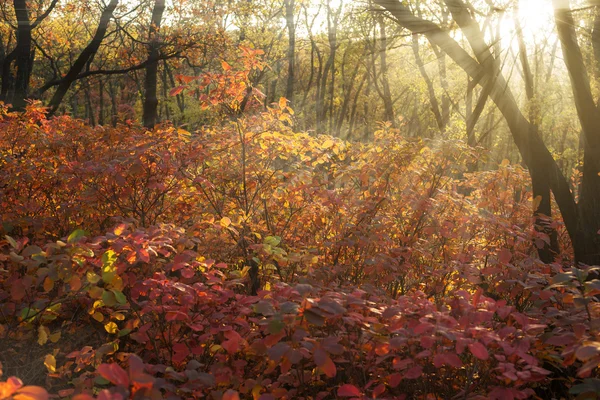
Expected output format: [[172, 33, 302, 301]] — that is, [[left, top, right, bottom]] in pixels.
[[142, 0, 166, 128], [1, 0, 59, 110], [46, 0, 119, 116], [373, 0, 600, 265]]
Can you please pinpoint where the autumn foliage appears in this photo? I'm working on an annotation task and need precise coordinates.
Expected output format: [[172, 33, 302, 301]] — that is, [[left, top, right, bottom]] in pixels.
[[0, 103, 599, 399]]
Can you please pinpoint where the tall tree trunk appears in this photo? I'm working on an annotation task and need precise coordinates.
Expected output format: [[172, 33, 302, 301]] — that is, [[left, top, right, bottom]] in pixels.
[[514, 5, 559, 261], [142, 0, 166, 129], [412, 34, 444, 133], [98, 78, 105, 126], [554, 0, 600, 265], [12, 0, 32, 111], [284, 0, 295, 106], [108, 80, 118, 127], [377, 12, 395, 127], [84, 80, 95, 126]]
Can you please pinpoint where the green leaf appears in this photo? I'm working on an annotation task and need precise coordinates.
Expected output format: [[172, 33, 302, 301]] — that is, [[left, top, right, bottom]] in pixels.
[[268, 317, 285, 334], [112, 289, 127, 305], [253, 300, 275, 316], [67, 229, 86, 244], [4, 235, 17, 248], [102, 250, 118, 284], [118, 328, 132, 337], [264, 236, 281, 247], [102, 290, 117, 307], [87, 271, 101, 284]]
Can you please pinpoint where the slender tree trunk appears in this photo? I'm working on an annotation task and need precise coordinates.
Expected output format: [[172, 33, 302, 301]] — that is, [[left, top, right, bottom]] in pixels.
[[412, 34, 444, 133], [98, 78, 105, 126], [84, 80, 95, 126], [284, 0, 295, 105], [109, 80, 118, 127], [377, 12, 395, 127], [348, 72, 367, 139], [142, 0, 166, 128], [161, 62, 171, 123]]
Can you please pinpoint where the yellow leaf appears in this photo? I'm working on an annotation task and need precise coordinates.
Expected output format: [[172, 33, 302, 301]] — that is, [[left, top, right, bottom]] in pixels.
[[279, 97, 287, 109], [113, 223, 127, 236], [92, 311, 104, 322], [322, 139, 334, 149], [44, 354, 56, 373], [104, 322, 118, 334], [177, 128, 191, 143], [220, 217, 231, 227], [240, 265, 251, 278], [113, 312, 125, 321], [49, 331, 61, 343], [38, 325, 49, 345], [500, 159, 510, 167]]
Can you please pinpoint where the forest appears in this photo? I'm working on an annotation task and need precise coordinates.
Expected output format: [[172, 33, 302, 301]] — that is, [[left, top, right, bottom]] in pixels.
[[0, 0, 600, 398]]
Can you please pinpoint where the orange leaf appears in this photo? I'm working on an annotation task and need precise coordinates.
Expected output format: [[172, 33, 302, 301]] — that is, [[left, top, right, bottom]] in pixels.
[[221, 61, 232, 71], [14, 386, 49, 400], [222, 390, 239, 400], [169, 86, 185, 97]]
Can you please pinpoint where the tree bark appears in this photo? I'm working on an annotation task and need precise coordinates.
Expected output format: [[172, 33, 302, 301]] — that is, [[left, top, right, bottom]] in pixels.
[[377, 12, 396, 127], [554, 0, 600, 265], [284, 0, 295, 105], [12, 0, 32, 111], [515, 5, 559, 261], [142, 0, 166, 128]]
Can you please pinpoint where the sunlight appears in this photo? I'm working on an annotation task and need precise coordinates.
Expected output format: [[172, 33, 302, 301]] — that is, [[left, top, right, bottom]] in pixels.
[[518, 0, 554, 34], [504, 0, 555, 43]]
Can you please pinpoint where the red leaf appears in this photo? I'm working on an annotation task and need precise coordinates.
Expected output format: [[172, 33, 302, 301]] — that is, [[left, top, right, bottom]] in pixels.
[[388, 373, 402, 388], [468, 342, 489, 361], [97, 363, 129, 386], [10, 279, 26, 301], [498, 248, 512, 264], [314, 347, 328, 366], [222, 330, 243, 354], [372, 384, 386, 398], [404, 365, 423, 379], [338, 384, 361, 397], [138, 248, 150, 263], [433, 353, 463, 368]]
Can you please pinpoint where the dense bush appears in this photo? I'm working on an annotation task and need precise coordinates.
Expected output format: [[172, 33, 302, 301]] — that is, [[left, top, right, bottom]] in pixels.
[[0, 104, 599, 399]]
